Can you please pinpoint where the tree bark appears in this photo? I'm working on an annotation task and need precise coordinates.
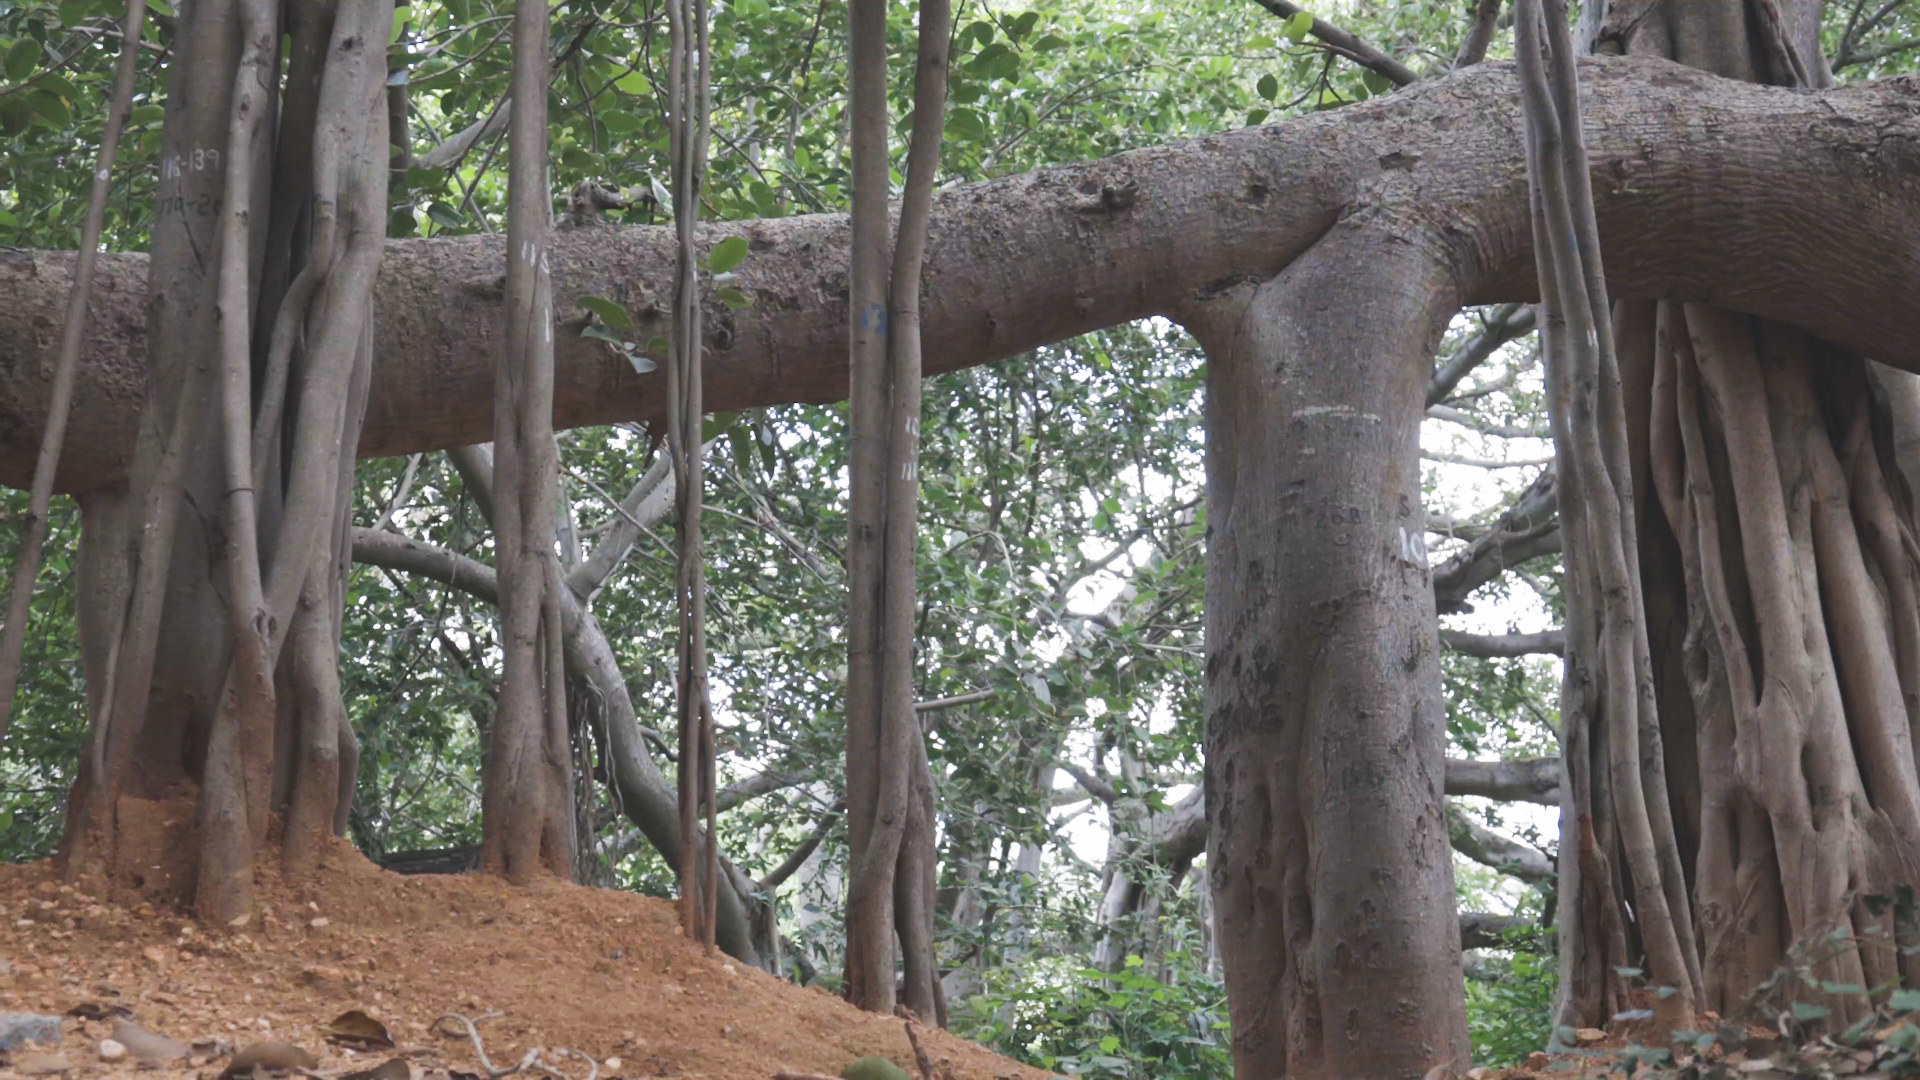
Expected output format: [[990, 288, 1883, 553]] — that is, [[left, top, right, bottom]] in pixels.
[[480, 0, 574, 884], [6, 63, 1920, 496], [56, 0, 393, 922], [1188, 222, 1469, 1078]]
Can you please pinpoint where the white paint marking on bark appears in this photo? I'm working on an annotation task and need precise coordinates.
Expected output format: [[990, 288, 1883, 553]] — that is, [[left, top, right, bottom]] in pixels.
[[1294, 405, 1381, 423]]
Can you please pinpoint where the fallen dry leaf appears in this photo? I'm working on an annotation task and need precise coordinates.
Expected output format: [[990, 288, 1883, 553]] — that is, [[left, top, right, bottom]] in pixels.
[[342, 1057, 412, 1080], [327, 1008, 397, 1050]]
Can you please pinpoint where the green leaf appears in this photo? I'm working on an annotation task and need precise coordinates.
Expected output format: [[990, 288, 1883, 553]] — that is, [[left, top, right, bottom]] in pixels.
[[31, 89, 70, 127], [1790, 1001, 1831, 1022], [1010, 11, 1039, 40], [146, 0, 174, 13], [626, 352, 656, 375], [425, 200, 464, 228], [1891, 988, 1920, 1012], [1818, 981, 1865, 996], [969, 42, 1011, 74], [404, 165, 446, 191], [0, 98, 32, 137], [577, 296, 633, 330], [1245, 108, 1269, 126], [58, 1, 91, 28], [717, 286, 752, 310], [1362, 69, 1392, 95], [1098, 1036, 1119, 1053], [707, 235, 749, 274], [1032, 33, 1069, 51], [5, 38, 39, 84], [946, 107, 987, 144], [391, 7, 408, 44], [0, 209, 16, 227], [130, 104, 166, 125], [615, 70, 650, 95], [1283, 11, 1314, 42], [1257, 73, 1278, 101], [580, 323, 624, 345], [600, 109, 641, 133]]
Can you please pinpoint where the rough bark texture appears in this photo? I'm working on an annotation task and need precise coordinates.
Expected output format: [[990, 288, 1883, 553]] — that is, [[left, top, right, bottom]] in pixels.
[[479, 0, 574, 886], [5, 63, 1919, 496], [56, 0, 392, 921], [1540, 0, 1920, 1030], [1188, 223, 1469, 1078]]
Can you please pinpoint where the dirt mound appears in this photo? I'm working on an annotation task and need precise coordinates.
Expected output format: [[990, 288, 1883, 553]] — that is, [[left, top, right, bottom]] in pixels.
[[0, 845, 1052, 1079]]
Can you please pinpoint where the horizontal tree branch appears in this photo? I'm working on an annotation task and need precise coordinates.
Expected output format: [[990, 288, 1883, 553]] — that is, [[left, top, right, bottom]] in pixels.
[[1447, 803, 1555, 888], [1444, 757, 1560, 805], [8, 61, 1920, 492], [1439, 627, 1564, 657], [1426, 403, 1551, 440]]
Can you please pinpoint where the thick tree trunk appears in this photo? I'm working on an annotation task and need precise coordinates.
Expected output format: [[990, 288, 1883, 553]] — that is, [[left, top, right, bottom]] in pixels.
[[1543, 0, 1920, 1030], [56, 0, 395, 921], [1188, 223, 1468, 1078], [5, 63, 1919, 496]]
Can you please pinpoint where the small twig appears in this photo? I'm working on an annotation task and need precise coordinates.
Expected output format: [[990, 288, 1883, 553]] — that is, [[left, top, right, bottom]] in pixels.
[[895, 1007, 935, 1080], [432, 1013, 525, 1079]]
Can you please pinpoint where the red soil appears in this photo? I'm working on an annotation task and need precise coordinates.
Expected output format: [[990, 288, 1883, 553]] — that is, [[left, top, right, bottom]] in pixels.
[[0, 844, 1053, 1079]]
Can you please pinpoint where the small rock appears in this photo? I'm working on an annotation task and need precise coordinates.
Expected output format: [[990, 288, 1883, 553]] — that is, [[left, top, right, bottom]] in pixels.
[[12, 1049, 72, 1075], [219, 1040, 319, 1080], [110, 1018, 189, 1063], [140, 946, 168, 967], [309, 917, 330, 928], [98, 1038, 128, 1062], [604, 1058, 622, 1071], [0, 1011, 62, 1051]]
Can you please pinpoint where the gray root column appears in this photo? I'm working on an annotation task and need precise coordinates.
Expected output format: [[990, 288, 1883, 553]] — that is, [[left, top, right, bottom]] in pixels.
[[1185, 221, 1468, 1078]]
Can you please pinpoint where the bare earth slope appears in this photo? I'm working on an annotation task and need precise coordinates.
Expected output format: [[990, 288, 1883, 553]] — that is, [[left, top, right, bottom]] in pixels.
[[0, 845, 1051, 1079]]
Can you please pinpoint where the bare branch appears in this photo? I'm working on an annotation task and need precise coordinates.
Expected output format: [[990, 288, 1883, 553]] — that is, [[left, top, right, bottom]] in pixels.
[[1250, 0, 1419, 87], [1454, 0, 1506, 70], [1427, 403, 1550, 440], [1445, 757, 1561, 804], [757, 801, 843, 890], [715, 767, 809, 812], [1056, 760, 1119, 804], [1432, 466, 1560, 614], [1460, 912, 1536, 951], [1439, 628, 1564, 657], [1429, 303, 1536, 406], [1423, 449, 1555, 469], [1447, 803, 1555, 887], [913, 688, 994, 712]]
